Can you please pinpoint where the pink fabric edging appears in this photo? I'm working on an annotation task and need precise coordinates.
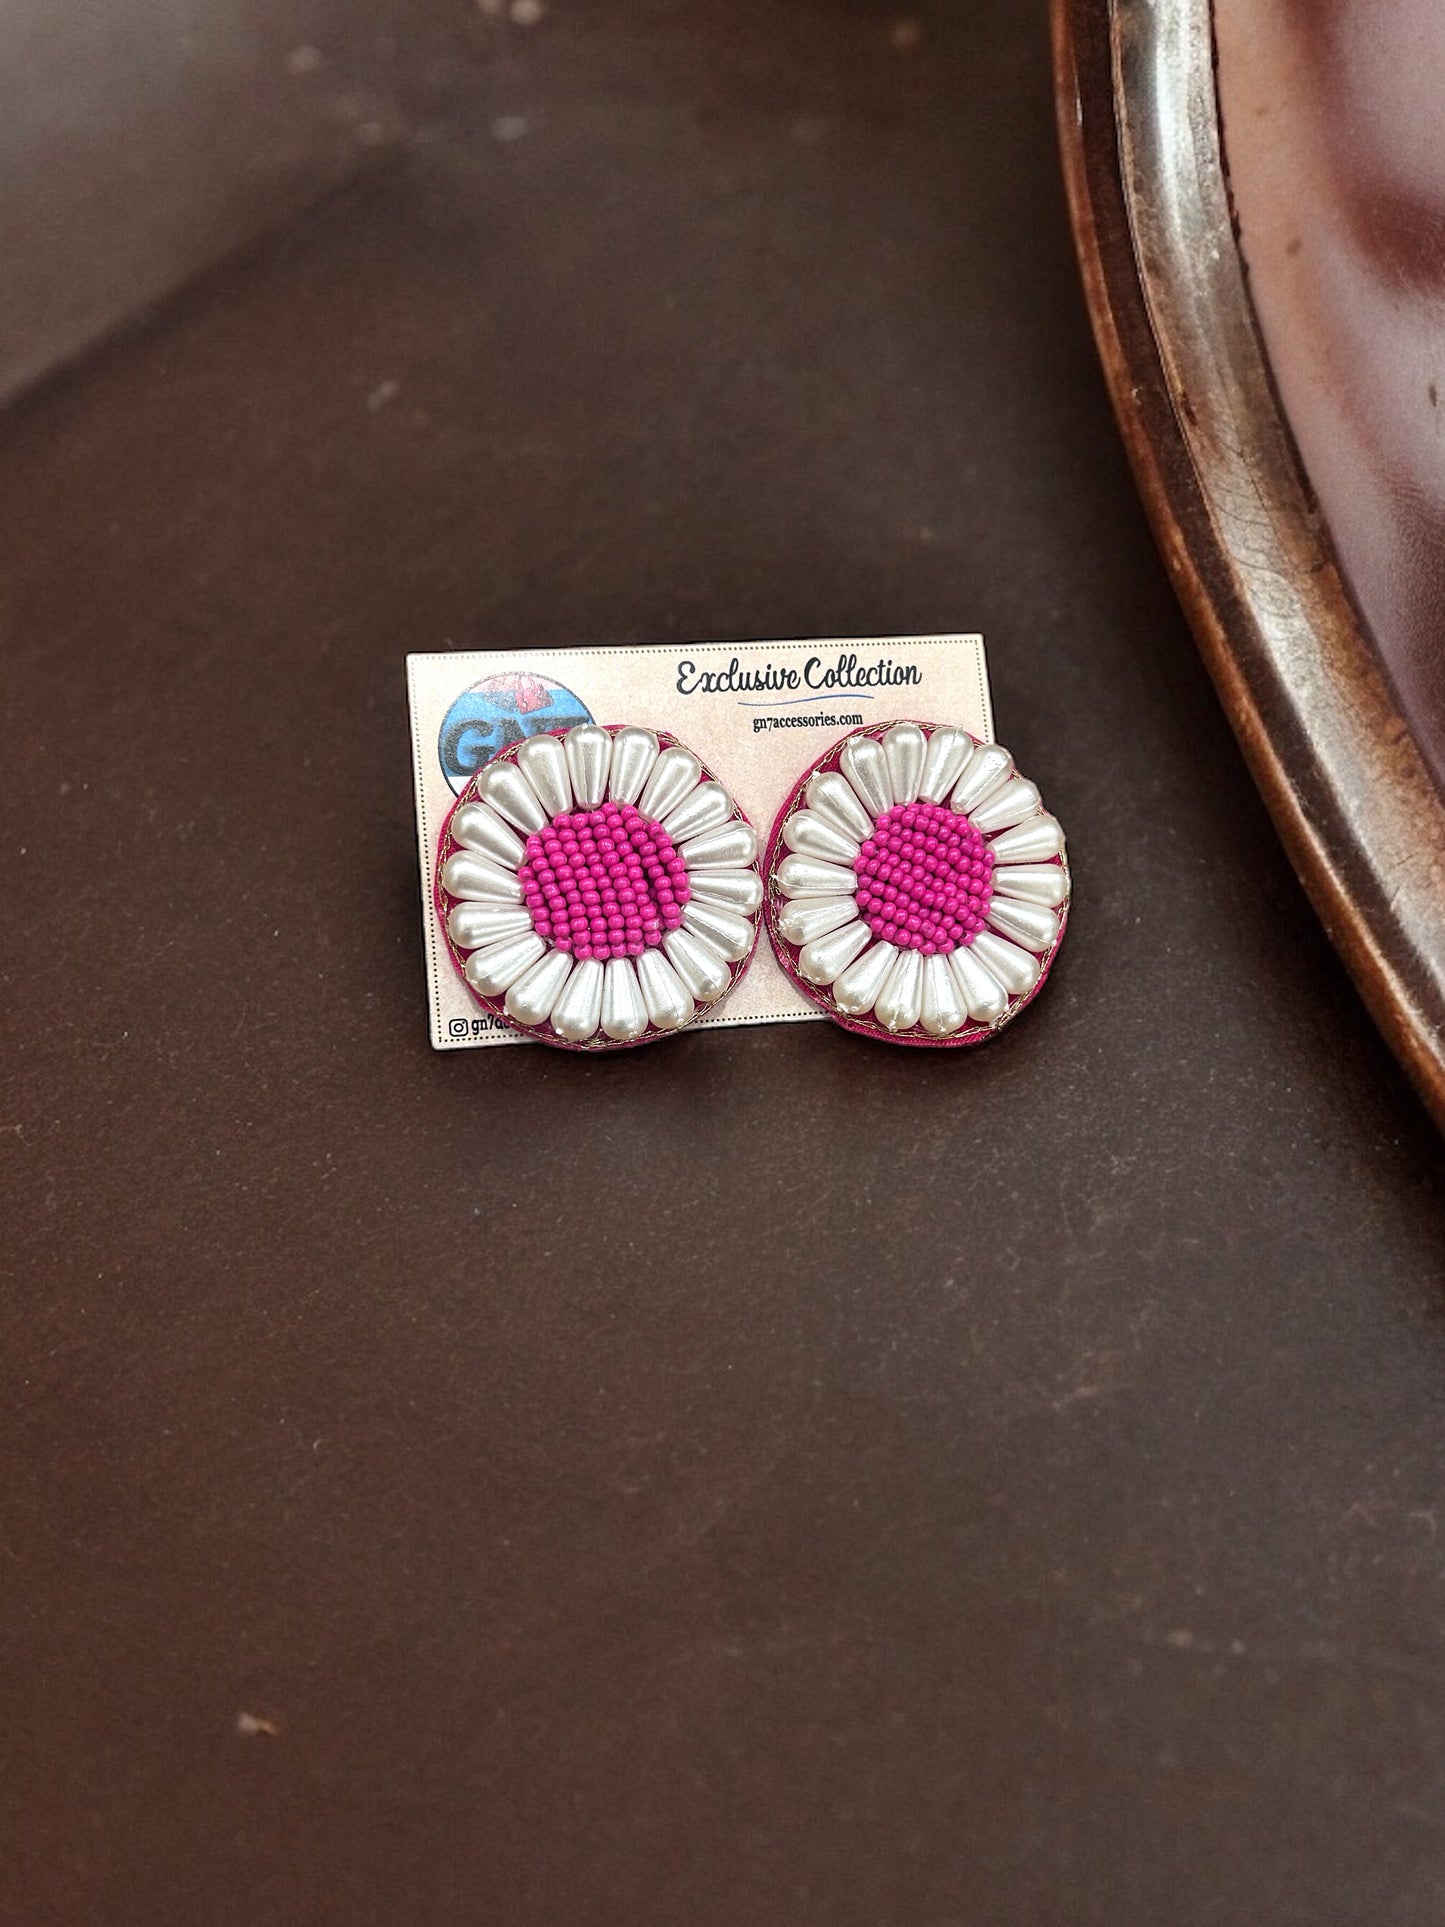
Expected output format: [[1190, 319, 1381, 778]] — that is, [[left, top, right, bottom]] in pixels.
[[434, 724, 762, 1052], [762, 721, 1069, 1049]]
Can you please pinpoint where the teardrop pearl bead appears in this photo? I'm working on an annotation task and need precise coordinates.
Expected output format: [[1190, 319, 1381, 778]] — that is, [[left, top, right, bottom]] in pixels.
[[775, 854, 858, 899], [447, 901, 534, 950], [607, 727, 659, 805], [661, 781, 733, 844], [449, 802, 525, 869], [992, 863, 1068, 908], [970, 930, 1041, 996], [874, 948, 924, 1032], [918, 726, 974, 804], [987, 813, 1064, 864], [441, 851, 524, 902], [549, 956, 604, 1041], [688, 868, 763, 914], [883, 722, 926, 806], [563, 725, 612, 809], [663, 928, 731, 1002], [783, 810, 859, 865], [504, 947, 573, 1027], [920, 953, 968, 1036], [969, 776, 1041, 835], [639, 746, 701, 821], [950, 742, 1012, 817], [601, 957, 648, 1041], [840, 735, 893, 817], [797, 918, 871, 985], [948, 943, 1008, 1023], [776, 895, 858, 946], [832, 940, 897, 1016], [516, 734, 572, 816], [465, 931, 546, 995], [680, 821, 757, 870], [635, 949, 696, 1030], [806, 770, 874, 841], [476, 760, 550, 833], [986, 897, 1060, 954], [682, 900, 755, 961]]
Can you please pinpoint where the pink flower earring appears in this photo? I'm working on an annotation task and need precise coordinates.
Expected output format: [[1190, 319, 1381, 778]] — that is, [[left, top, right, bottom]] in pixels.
[[764, 720, 1069, 1044], [436, 724, 763, 1049]]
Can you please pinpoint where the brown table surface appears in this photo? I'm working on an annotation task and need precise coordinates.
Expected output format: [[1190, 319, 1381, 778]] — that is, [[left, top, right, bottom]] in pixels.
[[4, 4, 1444, 1922]]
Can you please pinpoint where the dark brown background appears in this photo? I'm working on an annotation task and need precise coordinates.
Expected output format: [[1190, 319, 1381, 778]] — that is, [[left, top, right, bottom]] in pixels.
[[4, 3, 1444, 1922], [0, 0, 449, 406]]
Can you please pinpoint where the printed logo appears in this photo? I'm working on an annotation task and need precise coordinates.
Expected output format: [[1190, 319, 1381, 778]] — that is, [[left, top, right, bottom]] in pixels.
[[438, 672, 593, 795]]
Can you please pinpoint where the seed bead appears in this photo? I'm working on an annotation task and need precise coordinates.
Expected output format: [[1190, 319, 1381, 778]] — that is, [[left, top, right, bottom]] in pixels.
[[519, 796, 695, 962], [850, 800, 994, 954]]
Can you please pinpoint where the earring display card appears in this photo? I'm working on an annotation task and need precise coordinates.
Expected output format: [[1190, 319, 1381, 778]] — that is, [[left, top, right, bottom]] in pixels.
[[407, 635, 992, 1048]]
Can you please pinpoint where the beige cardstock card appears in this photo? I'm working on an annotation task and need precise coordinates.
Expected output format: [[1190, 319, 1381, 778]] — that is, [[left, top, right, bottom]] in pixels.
[[407, 636, 993, 1048]]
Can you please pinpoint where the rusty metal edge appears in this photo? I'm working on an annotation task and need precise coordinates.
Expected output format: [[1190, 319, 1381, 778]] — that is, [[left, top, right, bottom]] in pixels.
[[1052, 0, 1445, 1132]]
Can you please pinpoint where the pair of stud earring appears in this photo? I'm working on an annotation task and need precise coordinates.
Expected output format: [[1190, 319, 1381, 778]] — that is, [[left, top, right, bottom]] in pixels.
[[434, 719, 1069, 1050]]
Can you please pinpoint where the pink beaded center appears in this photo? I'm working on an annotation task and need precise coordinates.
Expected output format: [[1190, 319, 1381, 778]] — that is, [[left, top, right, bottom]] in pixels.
[[519, 801, 690, 963], [852, 801, 994, 955]]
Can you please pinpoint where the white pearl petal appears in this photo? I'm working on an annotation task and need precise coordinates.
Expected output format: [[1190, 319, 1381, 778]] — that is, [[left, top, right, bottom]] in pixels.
[[832, 940, 898, 1017], [797, 918, 871, 985], [607, 727, 659, 805], [682, 900, 755, 961], [440, 850, 524, 902], [449, 801, 525, 869], [948, 943, 1009, 1023], [986, 897, 1060, 954], [661, 781, 732, 843], [840, 735, 893, 817], [806, 770, 875, 840], [950, 742, 1013, 817], [992, 863, 1068, 909], [971, 930, 1041, 996], [464, 932, 546, 995], [918, 726, 975, 804], [549, 956, 604, 1041], [883, 722, 926, 806], [639, 746, 701, 821], [987, 813, 1066, 864], [920, 953, 968, 1036], [504, 947, 573, 1027], [873, 948, 924, 1032], [775, 854, 858, 899], [601, 957, 648, 1041], [475, 759, 550, 833], [447, 901, 534, 949], [688, 869, 763, 914], [664, 928, 731, 1002], [635, 949, 696, 1030], [783, 810, 860, 865], [776, 895, 858, 945], [563, 725, 612, 809], [969, 776, 1042, 835], [515, 734, 572, 816], [681, 821, 757, 870]]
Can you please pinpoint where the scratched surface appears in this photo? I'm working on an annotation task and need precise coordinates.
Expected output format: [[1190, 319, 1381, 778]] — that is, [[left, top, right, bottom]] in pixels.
[[2, 2, 1444, 1921], [1216, 0, 1445, 788]]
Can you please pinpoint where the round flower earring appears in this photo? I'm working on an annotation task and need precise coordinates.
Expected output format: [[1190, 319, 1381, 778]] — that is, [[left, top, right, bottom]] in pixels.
[[436, 724, 763, 1048], [764, 720, 1068, 1045]]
